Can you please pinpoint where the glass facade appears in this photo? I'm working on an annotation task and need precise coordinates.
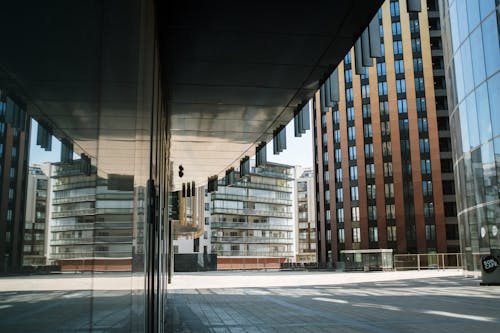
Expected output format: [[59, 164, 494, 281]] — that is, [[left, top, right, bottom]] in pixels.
[[440, 0, 500, 276]]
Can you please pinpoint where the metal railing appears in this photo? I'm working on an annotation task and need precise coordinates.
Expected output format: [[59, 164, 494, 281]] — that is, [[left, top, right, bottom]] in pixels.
[[211, 207, 292, 218], [211, 222, 292, 231], [211, 236, 293, 244], [394, 253, 463, 271], [210, 193, 292, 205]]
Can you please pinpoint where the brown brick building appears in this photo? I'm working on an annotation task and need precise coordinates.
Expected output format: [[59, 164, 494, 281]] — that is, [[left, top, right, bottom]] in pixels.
[[313, 0, 458, 267]]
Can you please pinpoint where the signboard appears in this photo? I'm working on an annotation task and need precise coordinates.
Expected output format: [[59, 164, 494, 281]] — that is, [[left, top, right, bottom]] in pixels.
[[481, 250, 500, 285]]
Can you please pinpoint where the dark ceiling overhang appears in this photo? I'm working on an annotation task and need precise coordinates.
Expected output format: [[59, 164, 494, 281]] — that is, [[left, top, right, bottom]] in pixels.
[[159, 0, 384, 188]]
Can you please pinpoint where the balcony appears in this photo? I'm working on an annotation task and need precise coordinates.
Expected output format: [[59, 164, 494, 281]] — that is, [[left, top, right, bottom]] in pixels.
[[52, 195, 96, 205], [235, 181, 292, 193], [211, 236, 293, 244], [49, 251, 132, 260], [211, 222, 292, 231], [211, 193, 292, 206], [52, 209, 95, 218], [51, 223, 95, 232], [215, 251, 294, 257], [50, 236, 133, 246], [211, 207, 292, 218]]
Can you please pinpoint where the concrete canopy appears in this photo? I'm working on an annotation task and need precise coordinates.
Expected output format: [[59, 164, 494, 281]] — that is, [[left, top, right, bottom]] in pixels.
[[160, 0, 383, 188]]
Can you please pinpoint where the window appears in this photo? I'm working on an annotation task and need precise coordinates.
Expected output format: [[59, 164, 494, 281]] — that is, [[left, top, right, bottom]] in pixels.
[[382, 141, 392, 156], [397, 99, 407, 113], [381, 43, 385, 56], [379, 101, 389, 116], [347, 107, 355, 121], [205, 217, 210, 225], [378, 81, 388, 95], [346, 88, 354, 102], [393, 41, 403, 55], [394, 59, 405, 74], [422, 180, 433, 196], [416, 98, 426, 112], [413, 57, 423, 72], [425, 224, 436, 240], [344, 52, 351, 65], [362, 104, 371, 118], [352, 227, 361, 243], [424, 202, 434, 218], [326, 210, 331, 222], [399, 119, 409, 132], [366, 163, 375, 178], [338, 229, 345, 243], [350, 166, 358, 181], [384, 162, 393, 177], [396, 79, 406, 93], [348, 126, 356, 140], [411, 38, 421, 53], [335, 168, 342, 182], [415, 77, 425, 92], [325, 190, 331, 202], [345, 69, 353, 83], [337, 208, 344, 223], [419, 138, 430, 153], [349, 146, 357, 160], [364, 124, 372, 138], [387, 226, 397, 242], [323, 152, 328, 163], [390, 1, 400, 17], [385, 183, 394, 198], [421, 159, 431, 174], [333, 111, 340, 123], [418, 117, 428, 133], [410, 19, 419, 33], [334, 129, 341, 143], [369, 227, 379, 242], [335, 149, 342, 163], [367, 185, 376, 200], [386, 204, 396, 219], [365, 143, 374, 158], [381, 121, 391, 136], [368, 205, 377, 219], [377, 62, 386, 76], [391, 21, 401, 36], [351, 186, 359, 201], [352, 207, 360, 221], [362, 84, 370, 98], [324, 171, 330, 182], [336, 188, 343, 202]]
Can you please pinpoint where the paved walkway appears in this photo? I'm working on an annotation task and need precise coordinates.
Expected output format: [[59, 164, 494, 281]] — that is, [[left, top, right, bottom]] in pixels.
[[167, 270, 500, 333]]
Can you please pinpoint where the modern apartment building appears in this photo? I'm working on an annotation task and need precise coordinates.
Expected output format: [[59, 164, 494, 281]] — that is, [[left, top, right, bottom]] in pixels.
[[49, 160, 135, 271], [23, 165, 51, 267], [210, 162, 294, 269], [0, 91, 30, 273], [313, 0, 456, 267], [439, 0, 500, 277], [294, 167, 317, 263]]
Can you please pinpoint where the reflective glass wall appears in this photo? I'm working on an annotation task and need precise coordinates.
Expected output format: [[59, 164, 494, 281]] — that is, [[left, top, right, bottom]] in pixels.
[[440, 0, 500, 275], [0, 0, 170, 332]]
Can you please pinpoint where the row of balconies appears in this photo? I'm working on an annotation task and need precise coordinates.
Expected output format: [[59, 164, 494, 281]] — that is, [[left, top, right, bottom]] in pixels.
[[49, 251, 132, 259], [234, 181, 292, 193], [210, 222, 292, 231], [211, 207, 292, 218], [52, 208, 134, 218], [211, 193, 291, 206], [211, 236, 293, 244], [50, 236, 133, 246], [215, 250, 294, 257]]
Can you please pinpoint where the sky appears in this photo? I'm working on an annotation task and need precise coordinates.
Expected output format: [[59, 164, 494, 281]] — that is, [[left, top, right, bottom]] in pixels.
[[29, 119, 61, 165], [266, 121, 313, 168]]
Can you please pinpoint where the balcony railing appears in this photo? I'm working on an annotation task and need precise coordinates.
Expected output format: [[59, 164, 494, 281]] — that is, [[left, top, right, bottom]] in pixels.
[[215, 250, 294, 257], [210, 222, 292, 231], [211, 207, 292, 218], [49, 251, 132, 260], [52, 195, 96, 205], [51, 223, 95, 232], [52, 209, 95, 218], [50, 236, 133, 246], [211, 193, 292, 205], [211, 236, 293, 244], [234, 181, 292, 193]]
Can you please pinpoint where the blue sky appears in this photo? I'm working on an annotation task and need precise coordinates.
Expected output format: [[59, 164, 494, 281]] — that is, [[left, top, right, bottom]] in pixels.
[[29, 119, 61, 165]]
